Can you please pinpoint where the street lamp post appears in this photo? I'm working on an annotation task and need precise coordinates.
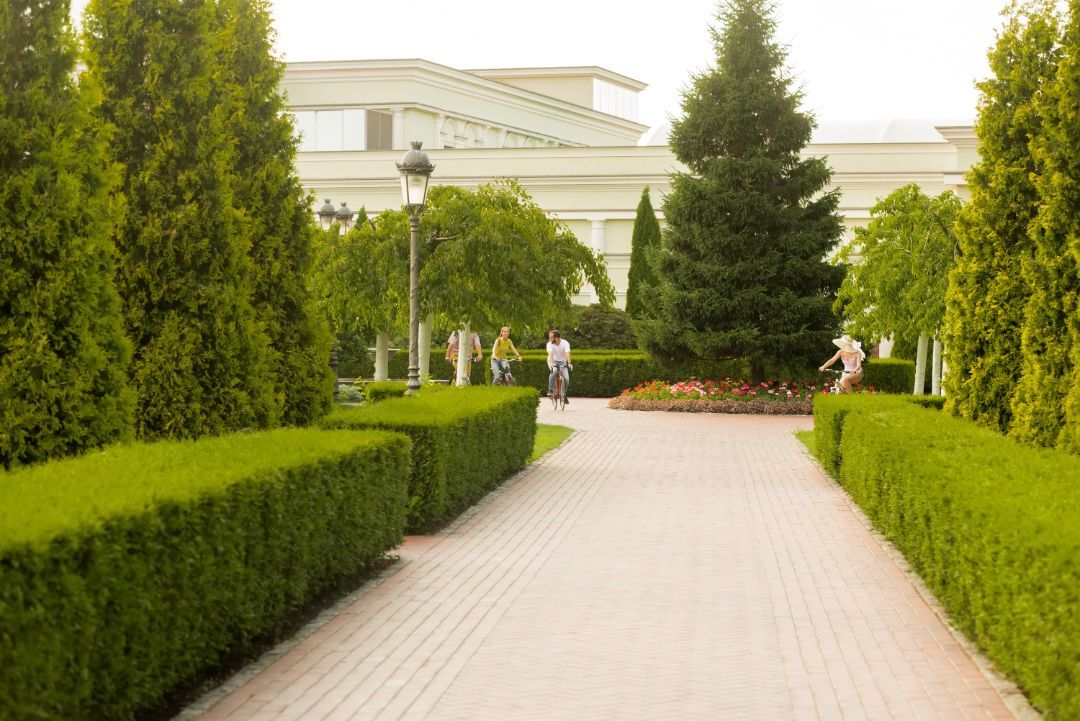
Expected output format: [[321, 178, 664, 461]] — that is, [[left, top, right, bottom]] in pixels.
[[317, 198, 355, 234], [396, 141, 434, 396]]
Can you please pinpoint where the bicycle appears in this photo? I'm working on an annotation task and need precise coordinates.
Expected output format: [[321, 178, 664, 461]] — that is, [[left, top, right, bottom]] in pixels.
[[822, 368, 845, 395], [549, 361, 569, 410], [448, 355, 476, 386], [492, 357, 521, 386]]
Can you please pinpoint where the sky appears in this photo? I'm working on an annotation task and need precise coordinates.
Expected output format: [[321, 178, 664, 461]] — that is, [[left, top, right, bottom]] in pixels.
[[70, 0, 1009, 132]]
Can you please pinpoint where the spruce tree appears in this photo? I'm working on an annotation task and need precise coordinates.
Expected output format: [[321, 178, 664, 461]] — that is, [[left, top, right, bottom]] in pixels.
[[944, 1, 1060, 434], [0, 0, 134, 468], [638, 0, 844, 382], [84, 0, 279, 440], [625, 187, 661, 319], [1014, 0, 1080, 451], [215, 0, 334, 426]]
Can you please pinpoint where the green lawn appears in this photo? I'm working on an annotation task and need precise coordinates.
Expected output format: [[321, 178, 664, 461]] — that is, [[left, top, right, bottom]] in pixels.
[[795, 429, 815, 455], [530, 424, 574, 463]]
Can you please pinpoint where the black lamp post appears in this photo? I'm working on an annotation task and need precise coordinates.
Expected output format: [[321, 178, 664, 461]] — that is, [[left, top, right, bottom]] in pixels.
[[396, 141, 434, 396]]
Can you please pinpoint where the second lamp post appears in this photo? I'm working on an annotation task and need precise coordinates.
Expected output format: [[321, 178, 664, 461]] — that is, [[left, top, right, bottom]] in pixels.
[[396, 141, 434, 396]]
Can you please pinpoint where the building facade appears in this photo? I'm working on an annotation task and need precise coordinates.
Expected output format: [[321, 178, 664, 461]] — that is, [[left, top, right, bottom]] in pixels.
[[284, 59, 976, 308]]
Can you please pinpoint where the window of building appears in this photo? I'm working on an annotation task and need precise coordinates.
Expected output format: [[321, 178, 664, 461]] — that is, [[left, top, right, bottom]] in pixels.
[[293, 109, 394, 151], [592, 79, 638, 122]]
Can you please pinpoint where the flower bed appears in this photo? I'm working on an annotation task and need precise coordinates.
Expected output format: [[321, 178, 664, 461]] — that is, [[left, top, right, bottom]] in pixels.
[[609, 378, 873, 414]]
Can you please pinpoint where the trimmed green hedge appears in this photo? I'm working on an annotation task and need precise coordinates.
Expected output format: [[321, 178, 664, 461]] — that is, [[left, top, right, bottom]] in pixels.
[[355, 349, 916, 397], [813, 395, 1080, 720], [0, 429, 411, 721], [506, 352, 915, 397], [365, 380, 408, 403], [318, 386, 537, 532]]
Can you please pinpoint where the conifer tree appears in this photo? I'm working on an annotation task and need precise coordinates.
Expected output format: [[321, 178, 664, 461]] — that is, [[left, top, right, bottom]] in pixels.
[[0, 0, 134, 468], [625, 187, 661, 319], [1014, 0, 1080, 451], [84, 0, 279, 440], [944, 1, 1060, 434], [215, 0, 334, 426], [638, 0, 844, 381]]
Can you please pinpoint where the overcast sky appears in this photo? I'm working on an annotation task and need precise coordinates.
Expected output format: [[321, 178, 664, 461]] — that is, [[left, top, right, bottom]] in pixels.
[[71, 0, 1009, 131]]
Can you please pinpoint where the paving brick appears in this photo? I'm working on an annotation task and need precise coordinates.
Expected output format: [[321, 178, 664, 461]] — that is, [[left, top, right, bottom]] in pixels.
[[189, 399, 1025, 721]]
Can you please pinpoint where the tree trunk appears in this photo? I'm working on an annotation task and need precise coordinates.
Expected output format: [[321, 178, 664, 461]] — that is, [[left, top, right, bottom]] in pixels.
[[914, 334, 929, 395], [418, 313, 433, 380], [455, 321, 471, 387], [749, 358, 766, 385], [374, 331, 389, 381], [931, 338, 943, 396]]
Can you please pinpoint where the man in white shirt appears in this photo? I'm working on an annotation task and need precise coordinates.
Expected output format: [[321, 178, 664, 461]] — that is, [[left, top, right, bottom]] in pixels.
[[546, 329, 573, 402]]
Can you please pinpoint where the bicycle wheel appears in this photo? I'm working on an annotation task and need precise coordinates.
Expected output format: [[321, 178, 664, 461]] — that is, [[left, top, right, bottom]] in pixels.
[[550, 376, 560, 408], [505, 373, 516, 387], [557, 387, 566, 411]]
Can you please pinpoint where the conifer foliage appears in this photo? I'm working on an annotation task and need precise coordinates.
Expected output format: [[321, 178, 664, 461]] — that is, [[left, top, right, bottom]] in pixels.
[[84, 0, 279, 439], [215, 0, 334, 426], [0, 0, 134, 467], [638, 0, 844, 381], [944, 1, 1060, 434], [625, 187, 661, 319], [1009, 0, 1080, 452]]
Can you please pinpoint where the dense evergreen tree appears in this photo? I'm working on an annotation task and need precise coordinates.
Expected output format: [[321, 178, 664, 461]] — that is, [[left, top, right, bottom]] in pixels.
[[944, 1, 1060, 434], [84, 0, 279, 439], [1014, 0, 1080, 451], [638, 0, 844, 382], [625, 187, 661, 319], [0, 0, 134, 468], [215, 0, 334, 426]]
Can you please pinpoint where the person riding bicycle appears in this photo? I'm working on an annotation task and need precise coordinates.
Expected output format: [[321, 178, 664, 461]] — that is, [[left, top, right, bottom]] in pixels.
[[446, 329, 482, 376], [491, 326, 522, 384], [819, 334, 865, 393], [546, 329, 573, 403]]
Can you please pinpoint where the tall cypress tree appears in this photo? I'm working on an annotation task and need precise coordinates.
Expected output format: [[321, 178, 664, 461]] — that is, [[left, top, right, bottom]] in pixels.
[[0, 0, 134, 468], [1014, 0, 1080, 452], [215, 0, 334, 426], [945, 2, 1060, 434], [625, 187, 661, 319], [84, 0, 279, 440], [638, 0, 844, 381]]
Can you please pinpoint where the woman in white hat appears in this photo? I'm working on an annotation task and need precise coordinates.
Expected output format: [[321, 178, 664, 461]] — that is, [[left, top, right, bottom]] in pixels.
[[819, 334, 866, 393]]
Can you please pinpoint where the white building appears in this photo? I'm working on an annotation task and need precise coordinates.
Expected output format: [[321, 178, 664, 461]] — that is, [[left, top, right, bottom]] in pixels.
[[284, 59, 975, 308]]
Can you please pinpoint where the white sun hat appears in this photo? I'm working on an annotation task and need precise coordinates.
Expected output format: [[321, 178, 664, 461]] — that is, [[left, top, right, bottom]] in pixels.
[[832, 334, 865, 358]]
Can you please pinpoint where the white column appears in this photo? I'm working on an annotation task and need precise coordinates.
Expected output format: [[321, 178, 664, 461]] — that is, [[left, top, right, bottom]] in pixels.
[[391, 107, 406, 150], [432, 114, 445, 149], [590, 219, 607, 302], [931, 338, 943, 396], [374, 331, 389, 381], [455, 322, 471, 387], [914, 334, 929, 395]]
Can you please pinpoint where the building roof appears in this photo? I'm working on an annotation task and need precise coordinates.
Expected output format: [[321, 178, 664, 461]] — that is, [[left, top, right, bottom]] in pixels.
[[642, 117, 974, 147]]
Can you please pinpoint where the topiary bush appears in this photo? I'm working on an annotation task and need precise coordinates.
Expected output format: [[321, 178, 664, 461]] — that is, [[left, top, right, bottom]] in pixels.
[[0, 428, 410, 721], [318, 386, 537, 532], [813, 395, 1080, 720], [365, 380, 408, 403]]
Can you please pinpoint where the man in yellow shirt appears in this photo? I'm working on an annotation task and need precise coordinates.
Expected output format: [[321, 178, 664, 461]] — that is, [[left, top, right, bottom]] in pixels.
[[490, 326, 522, 384]]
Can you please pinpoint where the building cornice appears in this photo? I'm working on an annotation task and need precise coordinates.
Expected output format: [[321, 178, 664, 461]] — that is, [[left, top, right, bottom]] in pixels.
[[283, 59, 648, 138], [466, 66, 648, 92]]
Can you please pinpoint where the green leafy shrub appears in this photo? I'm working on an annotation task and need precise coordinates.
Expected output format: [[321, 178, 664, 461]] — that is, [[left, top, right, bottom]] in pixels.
[[814, 395, 1080, 720], [0, 0, 134, 468], [907, 395, 946, 410], [0, 428, 410, 721], [318, 386, 537, 532], [365, 381, 408, 403], [567, 305, 637, 349], [860, 358, 915, 394]]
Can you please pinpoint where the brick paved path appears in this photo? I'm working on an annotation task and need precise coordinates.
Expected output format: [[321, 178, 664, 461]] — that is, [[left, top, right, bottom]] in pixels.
[[190, 399, 1024, 721]]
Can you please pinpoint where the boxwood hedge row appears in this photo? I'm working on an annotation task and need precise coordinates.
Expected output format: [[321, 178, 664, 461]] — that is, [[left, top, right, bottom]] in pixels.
[[362, 349, 915, 397], [318, 386, 538, 532], [813, 395, 1080, 720], [0, 428, 411, 721]]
